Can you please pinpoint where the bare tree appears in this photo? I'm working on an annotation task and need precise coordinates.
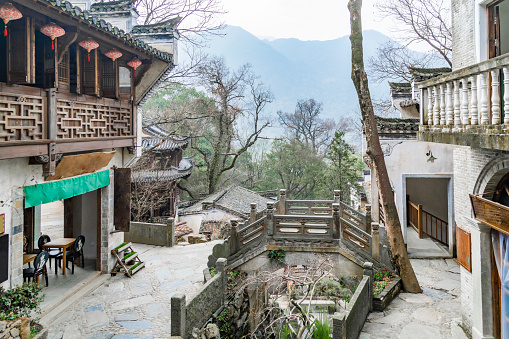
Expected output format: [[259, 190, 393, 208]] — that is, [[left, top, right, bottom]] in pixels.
[[134, 0, 225, 43], [368, 40, 442, 83], [278, 99, 336, 155], [349, 0, 421, 293], [131, 156, 178, 222], [367, 0, 451, 83], [191, 57, 273, 194]]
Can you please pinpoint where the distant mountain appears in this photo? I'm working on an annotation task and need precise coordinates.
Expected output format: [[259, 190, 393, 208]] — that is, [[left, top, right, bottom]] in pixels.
[[179, 26, 418, 120]]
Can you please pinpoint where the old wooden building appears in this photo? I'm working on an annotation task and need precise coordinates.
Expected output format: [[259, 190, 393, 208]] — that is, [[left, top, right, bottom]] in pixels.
[[0, 0, 176, 290]]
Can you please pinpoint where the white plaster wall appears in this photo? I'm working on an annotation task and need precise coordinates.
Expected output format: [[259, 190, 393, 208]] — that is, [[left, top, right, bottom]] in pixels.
[[406, 177, 449, 221], [0, 147, 135, 288], [180, 209, 236, 234], [369, 139, 454, 243]]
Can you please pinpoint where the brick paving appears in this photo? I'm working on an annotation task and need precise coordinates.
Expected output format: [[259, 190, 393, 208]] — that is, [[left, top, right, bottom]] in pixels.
[[47, 241, 220, 339]]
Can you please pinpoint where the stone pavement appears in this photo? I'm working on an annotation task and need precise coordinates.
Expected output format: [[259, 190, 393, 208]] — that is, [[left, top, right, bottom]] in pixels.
[[361, 258, 468, 339], [47, 241, 221, 339]]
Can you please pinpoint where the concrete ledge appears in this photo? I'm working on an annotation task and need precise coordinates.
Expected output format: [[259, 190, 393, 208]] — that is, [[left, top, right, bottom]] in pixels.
[[418, 125, 509, 150]]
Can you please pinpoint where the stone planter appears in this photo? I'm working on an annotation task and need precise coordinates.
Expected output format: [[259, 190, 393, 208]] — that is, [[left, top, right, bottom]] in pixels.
[[373, 276, 402, 312], [0, 318, 30, 339]]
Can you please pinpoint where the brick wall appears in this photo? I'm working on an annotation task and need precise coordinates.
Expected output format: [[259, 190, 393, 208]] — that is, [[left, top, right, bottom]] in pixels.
[[453, 146, 509, 333], [452, 0, 476, 70]]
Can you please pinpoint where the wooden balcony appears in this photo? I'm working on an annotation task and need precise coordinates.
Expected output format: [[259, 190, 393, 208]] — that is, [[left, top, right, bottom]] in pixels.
[[0, 83, 135, 160], [418, 54, 509, 150]]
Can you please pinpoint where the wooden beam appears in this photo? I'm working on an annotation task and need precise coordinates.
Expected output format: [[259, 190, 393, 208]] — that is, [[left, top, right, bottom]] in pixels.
[[57, 30, 78, 64]]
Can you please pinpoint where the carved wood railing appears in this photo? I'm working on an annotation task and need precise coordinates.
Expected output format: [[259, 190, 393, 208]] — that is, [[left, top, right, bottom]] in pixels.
[[0, 85, 46, 141], [56, 92, 132, 139], [408, 199, 448, 245]]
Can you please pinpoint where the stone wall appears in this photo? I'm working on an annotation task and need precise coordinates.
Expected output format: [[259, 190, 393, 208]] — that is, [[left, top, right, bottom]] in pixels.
[[0, 318, 30, 339], [333, 263, 373, 339], [171, 259, 227, 338], [452, 0, 476, 70], [125, 220, 174, 247]]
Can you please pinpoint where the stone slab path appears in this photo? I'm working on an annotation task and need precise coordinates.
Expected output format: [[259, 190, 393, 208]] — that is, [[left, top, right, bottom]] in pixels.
[[361, 258, 468, 339], [47, 241, 221, 339]]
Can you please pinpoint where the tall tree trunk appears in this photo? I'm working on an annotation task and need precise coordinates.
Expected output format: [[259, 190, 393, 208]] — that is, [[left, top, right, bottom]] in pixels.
[[348, 0, 421, 293]]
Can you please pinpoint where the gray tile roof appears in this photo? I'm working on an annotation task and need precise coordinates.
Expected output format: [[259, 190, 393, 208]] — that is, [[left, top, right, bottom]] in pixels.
[[131, 18, 179, 35], [133, 157, 193, 182], [142, 125, 190, 151], [38, 0, 173, 62], [180, 185, 275, 218]]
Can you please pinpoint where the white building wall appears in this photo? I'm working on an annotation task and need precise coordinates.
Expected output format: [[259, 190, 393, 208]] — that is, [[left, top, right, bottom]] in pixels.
[[452, 0, 477, 70], [368, 138, 454, 244], [0, 148, 134, 289]]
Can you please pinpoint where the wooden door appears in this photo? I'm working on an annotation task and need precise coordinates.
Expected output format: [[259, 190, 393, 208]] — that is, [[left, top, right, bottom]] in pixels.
[[492, 242, 502, 339]]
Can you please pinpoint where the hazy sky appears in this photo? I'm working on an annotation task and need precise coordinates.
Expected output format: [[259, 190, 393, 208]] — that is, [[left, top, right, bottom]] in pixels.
[[220, 0, 392, 41]]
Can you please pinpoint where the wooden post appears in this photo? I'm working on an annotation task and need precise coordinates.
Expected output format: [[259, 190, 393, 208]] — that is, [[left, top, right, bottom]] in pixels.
[[417, 204, 423, 238], [371, 222, 380, 262], [279, 189, 286, 215], [365, 204, 372, 234], [250, 203, 257, 223], [230, 219, 239, 255], [334, 190, 341, 203], [266, 202, 275, 236], [332, 203, 340, 239]]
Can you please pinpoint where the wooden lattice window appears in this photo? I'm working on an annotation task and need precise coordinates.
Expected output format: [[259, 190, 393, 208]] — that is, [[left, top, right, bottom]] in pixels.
[[102, 58, 118, 99], [82, 49, 98, 96], [457, 226, 472, 272], [58, 50, 70, 91]]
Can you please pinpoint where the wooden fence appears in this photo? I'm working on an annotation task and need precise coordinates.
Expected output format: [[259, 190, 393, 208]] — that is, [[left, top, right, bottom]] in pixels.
[[407, 199, 448, 245]]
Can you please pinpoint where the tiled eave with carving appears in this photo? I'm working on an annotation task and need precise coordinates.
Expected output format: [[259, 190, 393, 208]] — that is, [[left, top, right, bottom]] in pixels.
[[374, 117, 419, 138], [34, 0, 173, 63]]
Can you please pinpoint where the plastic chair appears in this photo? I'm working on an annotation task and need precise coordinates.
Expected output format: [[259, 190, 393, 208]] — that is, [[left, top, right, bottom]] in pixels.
[[38, 235, 61, 272], [57, 235, 85, 274], [23, 251, 49, 286]]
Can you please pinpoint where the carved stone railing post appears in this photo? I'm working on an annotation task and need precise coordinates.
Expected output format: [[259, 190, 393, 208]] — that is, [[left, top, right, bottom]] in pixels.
[[332, 203, 340, 239], [461, 78, 470, 125], [433, 85, 440, 126], [171, 293, 186, 337], [371, 222, 380, 263], [250, 203, 257, 223], [279, 189, 286, 215], [440, 84, 446, 125], [445, 82, 453, 125], [453, 80, 461, 126], [470, 75, 478, 125], [363, 262, 374, 311], [365, 204, 372, 234], [266, 202, 275, 236], [230, 219, 239, 255], [480, 72, 490, 125], [492, 69, 501, 124], [334, 190, 341, 203], [504, 68, 509, 125], [167, 217, 175, 247], [427, 87, 433, 125]]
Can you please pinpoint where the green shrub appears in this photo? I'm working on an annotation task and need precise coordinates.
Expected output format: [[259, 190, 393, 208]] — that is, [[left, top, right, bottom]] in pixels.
[[267, 249, 286, 263], [311, 311, 331, 338], [0, 283, 44, 319], [315, 278, 353, 302]]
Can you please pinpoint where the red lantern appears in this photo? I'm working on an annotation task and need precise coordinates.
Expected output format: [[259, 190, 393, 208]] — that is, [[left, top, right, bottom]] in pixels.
[[0, 3, 22, 37], [104, 49, 122, 69], [78, 37, 99, 62], [127, 57, 142, 77], [40, 22, 65, 50]]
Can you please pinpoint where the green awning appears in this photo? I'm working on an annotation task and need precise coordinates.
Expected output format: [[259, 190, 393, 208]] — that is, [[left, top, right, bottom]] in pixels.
[[24, 170, 110, 208]]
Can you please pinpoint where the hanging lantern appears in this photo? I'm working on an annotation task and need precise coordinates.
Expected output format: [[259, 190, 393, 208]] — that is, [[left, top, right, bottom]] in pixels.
[[104, 49, 122, 69], [78, 37, 99, 62], [0, 3, 22, 37], [127, 57, 142, 77], [40, 22, 65, 50]]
